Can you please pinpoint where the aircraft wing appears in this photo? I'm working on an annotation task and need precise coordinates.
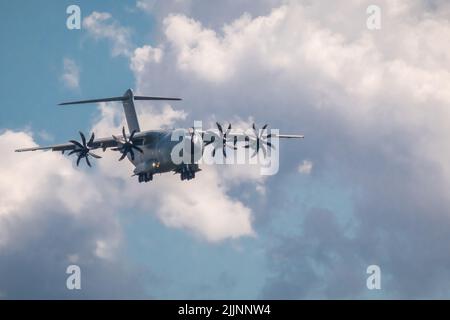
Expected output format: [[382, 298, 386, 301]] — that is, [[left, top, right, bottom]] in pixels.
[[272, 134, 305, 138], [198, 129, 304, 140], [16, 143, 77, 153], [15, 130, 158, 153], [14, 136, 119, 153]]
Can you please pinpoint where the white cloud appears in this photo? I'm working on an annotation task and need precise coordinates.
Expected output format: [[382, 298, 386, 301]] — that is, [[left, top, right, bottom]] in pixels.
[[0, 140, 142, 300], [130, 45, 163, 73], [163, 14, 234, 82], [151, 169, 255, 242], [0, 130, 121, 253], [136, 0, 283, 29], [83, 12, 133, 57], [61, 58, 80, 90], [130, 0, 450, 297], [298, 160, 313, 175], [156, 2, 450, 169]]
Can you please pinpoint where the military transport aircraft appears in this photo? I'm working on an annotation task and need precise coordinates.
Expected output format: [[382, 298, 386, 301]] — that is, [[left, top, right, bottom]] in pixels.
[[15, 89, 304, 183]]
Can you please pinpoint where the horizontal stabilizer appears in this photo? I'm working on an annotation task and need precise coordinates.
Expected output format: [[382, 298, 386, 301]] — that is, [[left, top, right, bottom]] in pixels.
[[59, 97, 125, 105], [134, 96, 182, 101], [277, 134, 305, 138], [59, 96, 181, 105]]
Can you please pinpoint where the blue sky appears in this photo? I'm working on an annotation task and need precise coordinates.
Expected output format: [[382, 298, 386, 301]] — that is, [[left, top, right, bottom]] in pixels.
[[1, 1, 136, 138], [2, 0, 450, 299]]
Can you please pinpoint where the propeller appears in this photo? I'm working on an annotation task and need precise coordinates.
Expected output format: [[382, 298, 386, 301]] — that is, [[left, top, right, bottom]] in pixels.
[[111, 127, 144, 161], [244, 123, 275, 158], [204, 122, 238, 158], [68, 131, 102, 167]]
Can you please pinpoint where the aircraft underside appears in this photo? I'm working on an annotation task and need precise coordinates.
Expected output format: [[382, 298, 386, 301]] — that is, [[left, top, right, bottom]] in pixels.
[[136, 163, 200, 183]]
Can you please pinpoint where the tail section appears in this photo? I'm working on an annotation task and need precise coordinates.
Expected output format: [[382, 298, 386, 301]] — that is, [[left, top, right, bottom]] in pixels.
[[58, 88, 181, 133], [122, 89, 140, 133]]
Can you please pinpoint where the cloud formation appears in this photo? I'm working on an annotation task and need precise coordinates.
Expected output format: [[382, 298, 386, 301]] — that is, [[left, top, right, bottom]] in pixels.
[[298, 160, 313, 175], [0, 130, 144, 298], [61, 58, 80, 90], [3, 0, 450, 298], [83, 11, 133, 57], [130, 0, 450, 298]]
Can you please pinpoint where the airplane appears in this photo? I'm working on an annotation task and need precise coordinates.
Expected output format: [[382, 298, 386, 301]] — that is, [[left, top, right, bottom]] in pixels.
[[15, 89, 304, 183]]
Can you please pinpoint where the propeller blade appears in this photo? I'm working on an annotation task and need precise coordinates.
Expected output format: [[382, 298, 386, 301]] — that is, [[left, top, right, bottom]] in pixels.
[[245, 123, 273, 155], [76, 154, 82, 166], [119, 152, 127, 161], [68, 149, 78, 156], [89, 152, 102, 159], [111, 128, 142, 161], [79, 131, 87, 147], [85, 156, 92, 167], [68, 131, 101, 167], [88, 132, 95, 146], [261, 144, 267, 158], [216, 122, 223, 134], [122, 127, 127, 142], [132, 145, 144, 153], [129, 130, 137, 141], [69, 140, 84, 149]]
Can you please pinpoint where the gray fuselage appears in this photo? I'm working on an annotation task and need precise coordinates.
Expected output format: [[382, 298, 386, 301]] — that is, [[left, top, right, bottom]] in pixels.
[[129, 130, 203, 176]]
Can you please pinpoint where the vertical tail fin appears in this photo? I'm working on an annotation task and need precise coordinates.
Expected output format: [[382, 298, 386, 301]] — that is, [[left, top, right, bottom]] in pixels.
[[122, 89, 140, 133]]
